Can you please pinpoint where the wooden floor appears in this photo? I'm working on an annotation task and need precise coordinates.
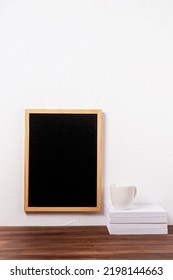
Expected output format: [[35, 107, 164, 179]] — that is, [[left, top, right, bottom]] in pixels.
[[0, 226, 173, 260]]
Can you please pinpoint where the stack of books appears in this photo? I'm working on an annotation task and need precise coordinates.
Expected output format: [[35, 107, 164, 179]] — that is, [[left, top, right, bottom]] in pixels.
[[105, 203, 168, 234]]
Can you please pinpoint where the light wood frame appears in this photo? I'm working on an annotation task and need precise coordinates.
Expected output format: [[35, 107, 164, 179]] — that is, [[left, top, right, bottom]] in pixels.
[[24, 109, 102, 212]]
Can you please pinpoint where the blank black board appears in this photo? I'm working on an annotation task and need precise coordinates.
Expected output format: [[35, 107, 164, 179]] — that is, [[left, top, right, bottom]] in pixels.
[[24, 109, 102, 212]]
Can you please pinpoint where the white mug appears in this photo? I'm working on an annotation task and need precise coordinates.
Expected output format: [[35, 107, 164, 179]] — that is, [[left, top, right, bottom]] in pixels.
[[110, 184, 137, 210]]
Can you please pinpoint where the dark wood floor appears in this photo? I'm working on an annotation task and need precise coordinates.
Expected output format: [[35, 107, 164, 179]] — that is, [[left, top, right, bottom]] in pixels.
[[0, 226, 173, 260]]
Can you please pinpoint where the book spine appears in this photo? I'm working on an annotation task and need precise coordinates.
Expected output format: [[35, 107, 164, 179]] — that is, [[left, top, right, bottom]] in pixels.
[[106, 212, 167, 218], [106, 216, 168, 224], [107, 223, 168, 229], [107, 226, 168, 235], [105, 208, 167, 218]]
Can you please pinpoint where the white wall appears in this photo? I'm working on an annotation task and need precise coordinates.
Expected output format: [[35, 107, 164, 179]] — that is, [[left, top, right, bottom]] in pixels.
[[1, 0, 173, 225]]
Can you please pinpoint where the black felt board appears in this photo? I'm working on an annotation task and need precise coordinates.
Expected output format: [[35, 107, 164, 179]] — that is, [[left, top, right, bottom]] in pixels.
[[25, 110, 102, 212]]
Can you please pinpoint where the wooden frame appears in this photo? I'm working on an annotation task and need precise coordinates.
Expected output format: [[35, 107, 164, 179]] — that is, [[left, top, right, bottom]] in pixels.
[[24, 109, 102, 212]]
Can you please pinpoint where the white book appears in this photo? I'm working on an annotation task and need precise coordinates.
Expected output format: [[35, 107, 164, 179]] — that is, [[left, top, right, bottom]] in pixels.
[[107, 225, 168, 235], [107, 223, 168, 230], [105, 203, 168, 218], [105, 211, 168, 224]]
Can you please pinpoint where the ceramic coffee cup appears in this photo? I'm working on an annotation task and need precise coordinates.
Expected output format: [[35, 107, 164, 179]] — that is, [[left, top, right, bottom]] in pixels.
[[110, 184, 137, 209]]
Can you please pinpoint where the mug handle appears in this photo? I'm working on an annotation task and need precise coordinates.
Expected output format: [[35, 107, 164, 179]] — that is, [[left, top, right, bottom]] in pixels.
[[134, 186, 137, 198]]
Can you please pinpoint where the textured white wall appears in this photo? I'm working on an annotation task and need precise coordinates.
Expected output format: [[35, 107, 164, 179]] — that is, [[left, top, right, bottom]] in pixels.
[[0, 0, 173, 225]]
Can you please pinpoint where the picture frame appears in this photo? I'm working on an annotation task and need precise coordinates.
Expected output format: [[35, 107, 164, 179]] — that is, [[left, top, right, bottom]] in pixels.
[[24, 109, 102, 212]]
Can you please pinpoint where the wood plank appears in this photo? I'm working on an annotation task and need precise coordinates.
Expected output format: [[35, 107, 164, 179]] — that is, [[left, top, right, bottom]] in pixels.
[[0, 226, 173, 260]]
